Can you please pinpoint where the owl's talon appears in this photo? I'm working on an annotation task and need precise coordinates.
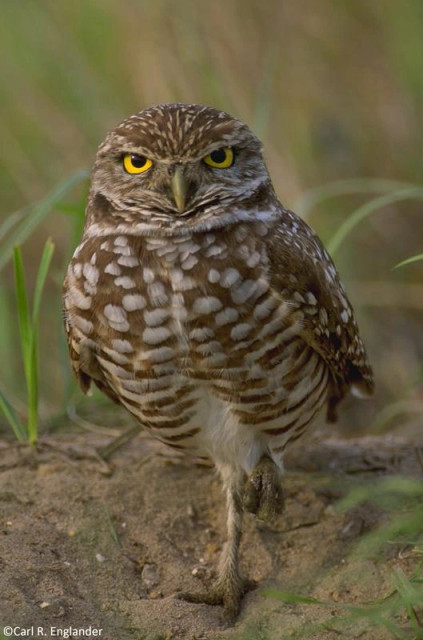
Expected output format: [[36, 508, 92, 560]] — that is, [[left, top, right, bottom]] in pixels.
[[177, 577, 256, 621], [243, 455, 284, 521]]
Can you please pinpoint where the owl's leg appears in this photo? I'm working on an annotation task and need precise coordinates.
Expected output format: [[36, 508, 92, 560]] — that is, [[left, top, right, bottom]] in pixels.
[[243, 454, 284, 521], [179, 465, 255, 620]]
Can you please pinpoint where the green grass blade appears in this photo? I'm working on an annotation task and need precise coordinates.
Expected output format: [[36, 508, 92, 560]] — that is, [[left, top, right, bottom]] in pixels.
[[0, 169, 88, 273], [0, 205, 30, 240], [28, 239, 54, 444], [327, 187, 423, 256], [393, 252, 423, 270], [26, 333, 38, 445], [13, 246, 32, 381], [12, 240, 55, 443], [103, 507, 122, 548], [32, 239, 55, 325], [294, 178, 418, 218], [0, 388, 26, 441]]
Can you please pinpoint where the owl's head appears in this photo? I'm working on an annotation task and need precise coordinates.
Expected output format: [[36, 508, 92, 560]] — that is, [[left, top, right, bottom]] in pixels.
[[86, 104, 273, 233]]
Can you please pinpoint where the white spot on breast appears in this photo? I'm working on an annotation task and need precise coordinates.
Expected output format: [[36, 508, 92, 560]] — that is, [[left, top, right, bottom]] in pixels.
[[148, 282, 169, 305], [72, 263, 82, 278], [294, 291, 306, 304], [205, 244, 225, 258], [207, 269, 220, 284], [117, 256, 139, 268], [70, 288, 91, 310], [74, 316, 93, 334], [179, 241, 201, 257], [105, 262, 121, 276], [122, 294, 146, 311], [255, 222, 268, 237], [230, 323, 252, 341], [146, 237, 171, 249], [104, 304, 127, 323], [203, 353, 228, 366], [142, 346, 176, 363], [100, 241, 110, 251], [156, 245, 178, 264], [171, 268, 196, 291], [144, 308, 169, 326], [181, 255, 199, 270], [143, 268, 155, 283], [112, 339, 133, 353], [221, 268, 241, 288], [83, 263, 99, 286], [215, 307, 239, 326], [90, 253, 97, 265], [340, 310, 349, 323], [113, 245, 131, 256], [110, 321, 130, 333], [246, 251, 261, 268], [253, 296, 278, 320], [234, 225, 248, 242], [189, 327, 215, 341], [305, 306, 318, 316], [231, 279, 262, 304], [73, 245, 83, 259], [319, 307, 329, 326], [193, 296, 223, 315], [114, 276, 136, 289], [306, 292, 317, 305], [196, 341, 224, 355], [114, 236, 128, 246], [155, 243, 176, 257], [142, 326, 171, 345], [237, 245, 249, 260]]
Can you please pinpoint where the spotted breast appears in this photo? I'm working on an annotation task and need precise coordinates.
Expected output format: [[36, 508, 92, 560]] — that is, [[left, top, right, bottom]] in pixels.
[[63, 212, 366, 474]]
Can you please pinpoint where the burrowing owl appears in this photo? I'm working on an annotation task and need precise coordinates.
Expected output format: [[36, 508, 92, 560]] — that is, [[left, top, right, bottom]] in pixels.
[[63, 103, 373, 619]]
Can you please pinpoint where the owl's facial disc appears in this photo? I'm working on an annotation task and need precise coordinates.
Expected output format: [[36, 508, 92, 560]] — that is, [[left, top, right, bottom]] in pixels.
[[90, 104, 270, 225]]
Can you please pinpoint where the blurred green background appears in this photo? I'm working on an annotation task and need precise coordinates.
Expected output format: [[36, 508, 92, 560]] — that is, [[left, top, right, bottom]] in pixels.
[[1, 0, 422, 439]]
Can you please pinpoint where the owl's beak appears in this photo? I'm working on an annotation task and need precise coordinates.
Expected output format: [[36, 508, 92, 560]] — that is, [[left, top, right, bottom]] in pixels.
[[171, 165, 188, 214]]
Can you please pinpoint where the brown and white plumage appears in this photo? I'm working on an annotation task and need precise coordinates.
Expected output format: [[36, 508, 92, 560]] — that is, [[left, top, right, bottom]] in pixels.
[[63, 103, 373, 618]]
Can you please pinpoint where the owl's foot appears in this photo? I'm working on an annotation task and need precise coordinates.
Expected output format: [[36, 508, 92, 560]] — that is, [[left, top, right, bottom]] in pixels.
[[243, 454, 284, 521], [178, 576, 256, 621]]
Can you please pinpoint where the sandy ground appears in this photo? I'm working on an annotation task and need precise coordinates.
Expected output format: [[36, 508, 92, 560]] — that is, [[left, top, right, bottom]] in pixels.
[[0, 429, 421, 640]]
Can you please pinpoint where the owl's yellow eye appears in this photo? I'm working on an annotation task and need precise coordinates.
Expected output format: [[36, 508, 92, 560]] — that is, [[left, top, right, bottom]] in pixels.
[[203, 147, 234, 169], [123, 153, 153, 174]]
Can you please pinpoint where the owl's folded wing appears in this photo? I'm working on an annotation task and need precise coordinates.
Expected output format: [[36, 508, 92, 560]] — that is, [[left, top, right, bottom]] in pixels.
[[265, 212, 374, 419], [62, 274, 121, 405]]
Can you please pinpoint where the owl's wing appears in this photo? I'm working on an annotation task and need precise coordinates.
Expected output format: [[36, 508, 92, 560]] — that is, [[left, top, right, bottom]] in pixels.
[[62, 272, 121, 405], [265, 209, 374, 419]]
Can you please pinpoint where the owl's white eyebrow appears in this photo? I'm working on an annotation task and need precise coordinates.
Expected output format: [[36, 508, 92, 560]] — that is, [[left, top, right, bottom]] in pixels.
[[119, 148, 152, 158]]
